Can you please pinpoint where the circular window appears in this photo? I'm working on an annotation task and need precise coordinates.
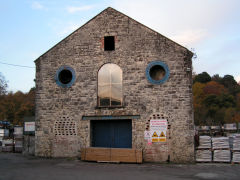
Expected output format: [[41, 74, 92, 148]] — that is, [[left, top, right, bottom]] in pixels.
[[146, 61, 170, 84], [55, 66, 76, 88]]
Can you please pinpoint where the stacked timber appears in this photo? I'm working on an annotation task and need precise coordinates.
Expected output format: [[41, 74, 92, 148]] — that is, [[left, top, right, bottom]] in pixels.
[[14, 126, 23, 152], [81, 147, 142, 163], [212, 137, 231, 162]]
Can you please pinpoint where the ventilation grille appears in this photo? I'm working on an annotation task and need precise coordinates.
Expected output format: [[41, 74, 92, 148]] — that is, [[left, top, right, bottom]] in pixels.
[[146, 113, 169, 131], [54, 116, 77, 136]]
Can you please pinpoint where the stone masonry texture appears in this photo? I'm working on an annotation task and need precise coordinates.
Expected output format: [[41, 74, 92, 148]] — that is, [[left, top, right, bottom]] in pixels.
[[35, 7, 194, 163]]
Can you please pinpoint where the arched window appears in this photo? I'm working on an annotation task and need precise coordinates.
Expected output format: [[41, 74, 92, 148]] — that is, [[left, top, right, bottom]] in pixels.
[[98, 63, 122, 107]]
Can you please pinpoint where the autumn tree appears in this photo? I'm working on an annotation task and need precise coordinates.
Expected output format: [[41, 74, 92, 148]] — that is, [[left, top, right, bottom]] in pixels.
[[221, 75, 240, 96], [0, 72, 8, 95], [193, 72, 240, 125], [203, 81, 227, 95], [0, 88, 35, 125]]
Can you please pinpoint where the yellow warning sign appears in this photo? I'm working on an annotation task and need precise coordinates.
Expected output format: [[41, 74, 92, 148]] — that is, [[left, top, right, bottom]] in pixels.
[[152, 131, 158, 137], [159, 138, 166, 142], [160, 131, 165, 137]]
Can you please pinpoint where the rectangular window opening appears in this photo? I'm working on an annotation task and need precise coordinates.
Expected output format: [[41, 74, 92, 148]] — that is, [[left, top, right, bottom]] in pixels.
[[104, 36, 115, 51]]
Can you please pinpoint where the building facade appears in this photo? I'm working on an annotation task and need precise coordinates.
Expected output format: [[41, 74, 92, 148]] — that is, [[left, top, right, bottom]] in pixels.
[[35, 7, 194, 163]]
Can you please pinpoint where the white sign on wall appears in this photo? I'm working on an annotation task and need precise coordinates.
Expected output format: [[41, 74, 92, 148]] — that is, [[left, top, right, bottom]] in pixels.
[[24, 122, 35, 132], [150, 119, 168, 142], [144, 131, 151, 140]]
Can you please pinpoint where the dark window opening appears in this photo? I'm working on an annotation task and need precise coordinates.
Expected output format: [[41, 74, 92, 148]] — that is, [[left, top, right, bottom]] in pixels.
[[58, 69, 73, 84], [149, 65, 166, 81], [104, 36, 115, 51]]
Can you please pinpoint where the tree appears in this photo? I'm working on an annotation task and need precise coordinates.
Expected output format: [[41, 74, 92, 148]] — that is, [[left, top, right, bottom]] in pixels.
[[193, 72, 211, 84], [0, 72, 8, 95], [220, 75, 240, 96], [203, 81, 227, 95], [0, 88, 35, 125], [236, 93, 240, 110], [212, 74, 222, 84]]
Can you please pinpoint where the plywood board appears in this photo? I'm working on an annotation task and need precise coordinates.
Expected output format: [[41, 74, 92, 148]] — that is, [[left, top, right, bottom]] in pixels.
[[81, 148, 142, 163]]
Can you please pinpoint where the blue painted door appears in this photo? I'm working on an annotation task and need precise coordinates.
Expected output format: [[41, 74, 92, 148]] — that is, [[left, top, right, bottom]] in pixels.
[[91, 120, 132, 148]]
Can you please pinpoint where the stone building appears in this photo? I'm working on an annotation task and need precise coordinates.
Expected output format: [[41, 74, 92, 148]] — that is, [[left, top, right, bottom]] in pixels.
[[35, 7, 194, 163]]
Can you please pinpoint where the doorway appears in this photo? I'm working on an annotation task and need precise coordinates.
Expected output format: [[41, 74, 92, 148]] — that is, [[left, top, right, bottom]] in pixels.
[[91, 120, 132, 148]]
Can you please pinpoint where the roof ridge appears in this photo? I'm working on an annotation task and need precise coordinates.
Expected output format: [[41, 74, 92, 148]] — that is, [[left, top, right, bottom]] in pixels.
[[35, 7, 192, 63]]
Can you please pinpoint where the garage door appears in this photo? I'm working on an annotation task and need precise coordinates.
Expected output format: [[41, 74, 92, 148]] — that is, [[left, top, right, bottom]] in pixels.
[[91, 120, 132, 148]]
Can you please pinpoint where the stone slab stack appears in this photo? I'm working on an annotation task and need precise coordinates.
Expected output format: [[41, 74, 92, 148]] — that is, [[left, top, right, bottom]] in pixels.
[[2, 139, 14, 152], [232, 134, 240, 163], [213, 150, 231, 162], [212, 137, 231, 162], [198, 136, 212, 149], [196, 136, 212, 162], [14, 126, 23, 153], [196, 150, 212, 162], [212, 137, 230, 149]]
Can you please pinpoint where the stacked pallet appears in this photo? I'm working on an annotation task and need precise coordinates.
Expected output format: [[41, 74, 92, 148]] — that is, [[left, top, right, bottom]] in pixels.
[[232, 134, 240, 163], [14, 126, 23, 153], [2, 139, 14, 152], [233, 134, 240, 151], [224, 123, 237, 131], [198, 136, 212, 149], [212, 137, 230, 149], [196, 136, 212, 162], [198, 126, 210, 136], [196, 150, 212, 162], [212, 137, 231, 162], [232, 152, 240, 163], [213, 150, 231, 162]]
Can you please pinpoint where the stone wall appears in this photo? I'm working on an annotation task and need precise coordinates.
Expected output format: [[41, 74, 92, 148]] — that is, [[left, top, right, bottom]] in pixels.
[[35, 7, 194, 162]]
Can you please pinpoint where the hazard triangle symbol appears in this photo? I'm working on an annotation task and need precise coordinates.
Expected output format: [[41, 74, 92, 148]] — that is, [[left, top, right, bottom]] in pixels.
[[160, 131, 165, 137], [152, 131, 158, 137]]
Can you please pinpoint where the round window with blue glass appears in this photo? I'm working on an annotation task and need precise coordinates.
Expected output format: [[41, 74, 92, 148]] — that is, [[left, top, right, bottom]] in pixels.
[[146, 61, 170, 85], [55, 66, 76, 88]]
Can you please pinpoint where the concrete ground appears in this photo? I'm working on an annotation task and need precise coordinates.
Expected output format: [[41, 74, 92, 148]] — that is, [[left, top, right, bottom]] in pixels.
[[0, 153, 240, 180]]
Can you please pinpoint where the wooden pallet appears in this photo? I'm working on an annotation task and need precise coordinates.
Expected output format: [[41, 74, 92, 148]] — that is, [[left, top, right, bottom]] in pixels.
[[81, 147, 142, 163]]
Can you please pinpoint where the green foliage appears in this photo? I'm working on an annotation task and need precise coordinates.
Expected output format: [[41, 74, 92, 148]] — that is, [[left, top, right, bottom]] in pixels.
[[0, 88, 35, 125], [193, 72, 211, 84], [193, 72, 240, 126], [220, 75, 240, 95]]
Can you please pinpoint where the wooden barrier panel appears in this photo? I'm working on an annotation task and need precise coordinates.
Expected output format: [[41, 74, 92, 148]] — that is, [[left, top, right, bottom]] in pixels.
[[81, 147, 142, 163]]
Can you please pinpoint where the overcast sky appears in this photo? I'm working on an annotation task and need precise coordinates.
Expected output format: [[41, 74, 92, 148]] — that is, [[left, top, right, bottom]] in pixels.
[[1, 0, 240, 92]]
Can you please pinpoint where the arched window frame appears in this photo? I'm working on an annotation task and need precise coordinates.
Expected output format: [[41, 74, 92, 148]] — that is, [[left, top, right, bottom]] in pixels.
[[97, 63, 123, 107]]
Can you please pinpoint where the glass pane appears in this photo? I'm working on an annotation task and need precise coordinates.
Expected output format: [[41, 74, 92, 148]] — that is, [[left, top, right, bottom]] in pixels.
[[98, 85, 111, 106], [98, 65, 110, 84], [111, 84, 122, 106], [100, 97, 110, 106], [110, 64, 122, 84]]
